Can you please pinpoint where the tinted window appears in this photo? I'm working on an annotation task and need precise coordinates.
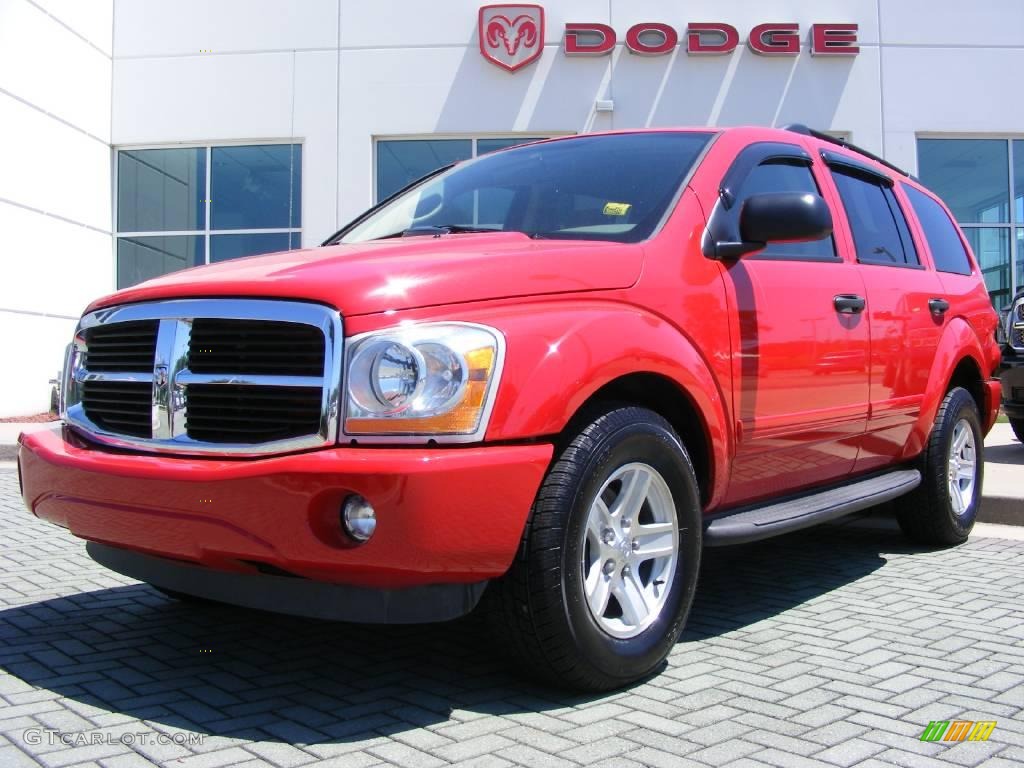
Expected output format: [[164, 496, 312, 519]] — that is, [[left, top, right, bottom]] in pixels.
[[832, 170, 919, 267], [917, 139, 1009, 223], [118, 148, 206, 232], [376, 140, 473, 201], [903, 185, 973, 276], [211, 145, 301, 230], [343, 132, 714, 244], [739, 161, 836, 261]]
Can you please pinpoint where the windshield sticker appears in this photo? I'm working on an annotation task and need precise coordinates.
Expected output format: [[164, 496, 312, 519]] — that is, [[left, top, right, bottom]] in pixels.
[[603, 202, 632, 216]]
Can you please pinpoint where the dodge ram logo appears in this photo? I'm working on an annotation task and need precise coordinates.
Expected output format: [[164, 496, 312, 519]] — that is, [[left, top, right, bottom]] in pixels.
[[479, 5, 544, 72]]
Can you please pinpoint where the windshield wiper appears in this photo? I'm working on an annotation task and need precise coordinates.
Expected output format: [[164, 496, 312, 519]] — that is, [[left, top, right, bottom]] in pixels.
[[402, 224, 503, 236]]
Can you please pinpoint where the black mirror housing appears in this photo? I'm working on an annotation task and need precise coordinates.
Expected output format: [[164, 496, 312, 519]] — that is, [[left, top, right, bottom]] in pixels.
[[738, 192, 833, 249]]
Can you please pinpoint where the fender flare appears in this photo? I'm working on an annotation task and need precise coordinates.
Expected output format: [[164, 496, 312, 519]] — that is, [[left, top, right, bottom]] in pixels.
[[904, 317, 987, 459]]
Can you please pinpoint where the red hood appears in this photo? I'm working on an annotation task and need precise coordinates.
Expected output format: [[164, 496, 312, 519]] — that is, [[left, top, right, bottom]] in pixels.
[[89, 233, 643, 315]]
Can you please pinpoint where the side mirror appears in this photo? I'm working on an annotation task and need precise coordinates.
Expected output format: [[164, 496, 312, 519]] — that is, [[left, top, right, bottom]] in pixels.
[[741, 191, 832, 246], [715, 192, 832, 259]]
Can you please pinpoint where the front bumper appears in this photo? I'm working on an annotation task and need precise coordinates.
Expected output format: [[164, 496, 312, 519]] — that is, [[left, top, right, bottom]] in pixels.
[[999, 350, 1024, 420], [19, 426, 552, 593]]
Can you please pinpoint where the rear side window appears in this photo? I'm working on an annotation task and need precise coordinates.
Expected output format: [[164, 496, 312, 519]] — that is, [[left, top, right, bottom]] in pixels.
[[831, 170, 920, 267], [739, 161, 836, 261], [903, 185, 974, 276]]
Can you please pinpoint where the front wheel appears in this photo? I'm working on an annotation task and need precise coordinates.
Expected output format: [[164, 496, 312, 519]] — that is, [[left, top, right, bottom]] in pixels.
[[486, 406, 702, 691], [898, 387, 983, 545]]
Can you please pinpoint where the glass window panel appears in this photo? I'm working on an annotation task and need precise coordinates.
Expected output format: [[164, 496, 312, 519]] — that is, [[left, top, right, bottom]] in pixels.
[[963, 228, 1010, 306], [211, 144, 301, 230], [903, 185, 973, 275], [117, 148, 206, 232], [917, 139, 1009, 223], [1017, 228, 1023, 292], [210, 232, 295, 263], [477, 137, 545, 155], [832, 170, 914, 266], [117, 235, 204, 289], [376, 139, 472, 202], [1014, 141, 1024, 223], [738, 160, 836, 261]]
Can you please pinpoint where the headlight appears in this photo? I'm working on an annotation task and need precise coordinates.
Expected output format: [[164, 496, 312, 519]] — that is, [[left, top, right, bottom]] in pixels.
[[343, 322, 504, 441]]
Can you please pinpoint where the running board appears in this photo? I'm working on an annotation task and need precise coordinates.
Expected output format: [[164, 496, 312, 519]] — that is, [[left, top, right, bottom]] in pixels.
[[703, 469, 921, 547]]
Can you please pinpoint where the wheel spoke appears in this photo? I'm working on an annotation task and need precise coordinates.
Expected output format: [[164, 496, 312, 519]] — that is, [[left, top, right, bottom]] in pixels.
[[952, 425, 969, 455], [586, 570, 612, 618], [631, 521, 676, 561], [949, 479, 965, 513], [611, 468, 652, 520], [615, 570, 649, 626], [587, 501, 608, 545], [957, 466, 974, 482]]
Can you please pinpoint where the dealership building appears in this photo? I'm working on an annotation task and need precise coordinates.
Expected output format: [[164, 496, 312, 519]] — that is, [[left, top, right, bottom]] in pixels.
[[2, 0, 1023, 416]]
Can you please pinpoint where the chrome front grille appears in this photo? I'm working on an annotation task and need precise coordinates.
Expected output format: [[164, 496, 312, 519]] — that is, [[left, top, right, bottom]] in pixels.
[[64, 299, 343, 456]]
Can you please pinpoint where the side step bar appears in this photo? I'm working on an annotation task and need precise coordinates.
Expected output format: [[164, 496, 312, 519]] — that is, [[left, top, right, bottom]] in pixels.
[[704, 469, 921, 547]]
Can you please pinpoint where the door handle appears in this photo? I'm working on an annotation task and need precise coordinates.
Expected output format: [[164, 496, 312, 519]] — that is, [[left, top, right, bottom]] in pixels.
[[834, 294, 866, 314], [928, 298, 950, 316]]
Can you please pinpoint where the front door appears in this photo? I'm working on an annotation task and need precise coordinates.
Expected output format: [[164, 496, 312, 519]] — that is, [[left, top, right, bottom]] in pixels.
[[709, 143, 870, 507]]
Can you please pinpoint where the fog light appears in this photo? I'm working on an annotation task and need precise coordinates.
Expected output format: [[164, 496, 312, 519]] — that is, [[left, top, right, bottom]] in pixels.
[[342, 495, 377, 542]]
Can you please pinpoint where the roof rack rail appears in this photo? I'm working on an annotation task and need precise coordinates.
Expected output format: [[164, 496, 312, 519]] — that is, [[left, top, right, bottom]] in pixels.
[[782, 123, 913, 179]]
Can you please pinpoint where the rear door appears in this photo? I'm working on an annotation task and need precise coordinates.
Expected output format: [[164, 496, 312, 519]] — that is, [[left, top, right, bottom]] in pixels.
[[820, 152, 946, 472], [709, 142, 870, 507]]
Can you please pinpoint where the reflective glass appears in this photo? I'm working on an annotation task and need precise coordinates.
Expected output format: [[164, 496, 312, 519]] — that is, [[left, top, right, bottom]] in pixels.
[[963, 228, 1011, 306], [477, 137, 545, 155], [376, 140, 472, 202], [117, 235, 204, 288], [210, 232, 296, 263], [211, 144, 301, 229], [117, 148, 206, 232], [1014, 141, 1024, 222], [1017, 228, 1023, 292], [917, 139, 1009, 223], [832, 170, 916, 266], [903, 185, 972, 275]]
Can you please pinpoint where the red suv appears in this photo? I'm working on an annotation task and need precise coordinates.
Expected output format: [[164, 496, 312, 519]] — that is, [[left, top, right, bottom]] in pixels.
[[19, 126, 1001, 691]]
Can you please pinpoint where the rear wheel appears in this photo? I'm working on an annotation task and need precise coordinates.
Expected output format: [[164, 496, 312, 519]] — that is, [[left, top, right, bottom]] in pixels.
[[1010, 417, 1024, 444], [486, 406, 702, 691], [898, 387, 983, 545]]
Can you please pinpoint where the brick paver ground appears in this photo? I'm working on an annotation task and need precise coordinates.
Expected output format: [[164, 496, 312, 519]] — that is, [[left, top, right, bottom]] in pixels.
[[1, 467, 1022, 767]]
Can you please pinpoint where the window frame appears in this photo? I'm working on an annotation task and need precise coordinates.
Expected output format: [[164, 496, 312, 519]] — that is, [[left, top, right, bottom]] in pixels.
[[113, 139, 304, 288], [916, 134, 1024, 304]]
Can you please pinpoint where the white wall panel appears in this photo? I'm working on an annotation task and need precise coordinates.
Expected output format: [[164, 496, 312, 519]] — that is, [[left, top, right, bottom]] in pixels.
[[340, 0, 604, 49], [0, 311, 75, 416], [0, 92, 111, 232], [112, 53, 295, 143], [114, 0, 339, 58], [0, 201, 113, 317], [0, 0, 111, 140], [32, 0, 113, 55], [293, 50, 339, 244], [880, 0, 1024, 47]]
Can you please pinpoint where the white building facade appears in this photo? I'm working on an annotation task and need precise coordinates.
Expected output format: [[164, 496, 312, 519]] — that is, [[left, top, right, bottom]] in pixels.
[[2, 0, 1024, 416]]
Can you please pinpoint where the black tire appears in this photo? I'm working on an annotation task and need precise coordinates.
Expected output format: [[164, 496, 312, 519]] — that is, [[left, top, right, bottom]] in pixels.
[[486, 406, 702, 691], [1010, 418, 1024, 444], [898, 387, 983, 546]]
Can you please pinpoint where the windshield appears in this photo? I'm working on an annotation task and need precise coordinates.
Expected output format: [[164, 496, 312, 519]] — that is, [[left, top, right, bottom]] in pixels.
[[337, 131, 714, 245]]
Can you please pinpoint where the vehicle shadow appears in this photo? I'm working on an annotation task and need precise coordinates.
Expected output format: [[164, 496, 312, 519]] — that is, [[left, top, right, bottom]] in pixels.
[[984, 441, 1024, 466], [0, 523, 903, 743]]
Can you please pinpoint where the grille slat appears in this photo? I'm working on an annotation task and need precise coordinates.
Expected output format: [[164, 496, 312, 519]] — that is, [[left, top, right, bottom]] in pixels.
[[189, 319, 325, 376], [185, 384, 322, 443], [83, 320, 159, 372], [81, 381, 153, 438]]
